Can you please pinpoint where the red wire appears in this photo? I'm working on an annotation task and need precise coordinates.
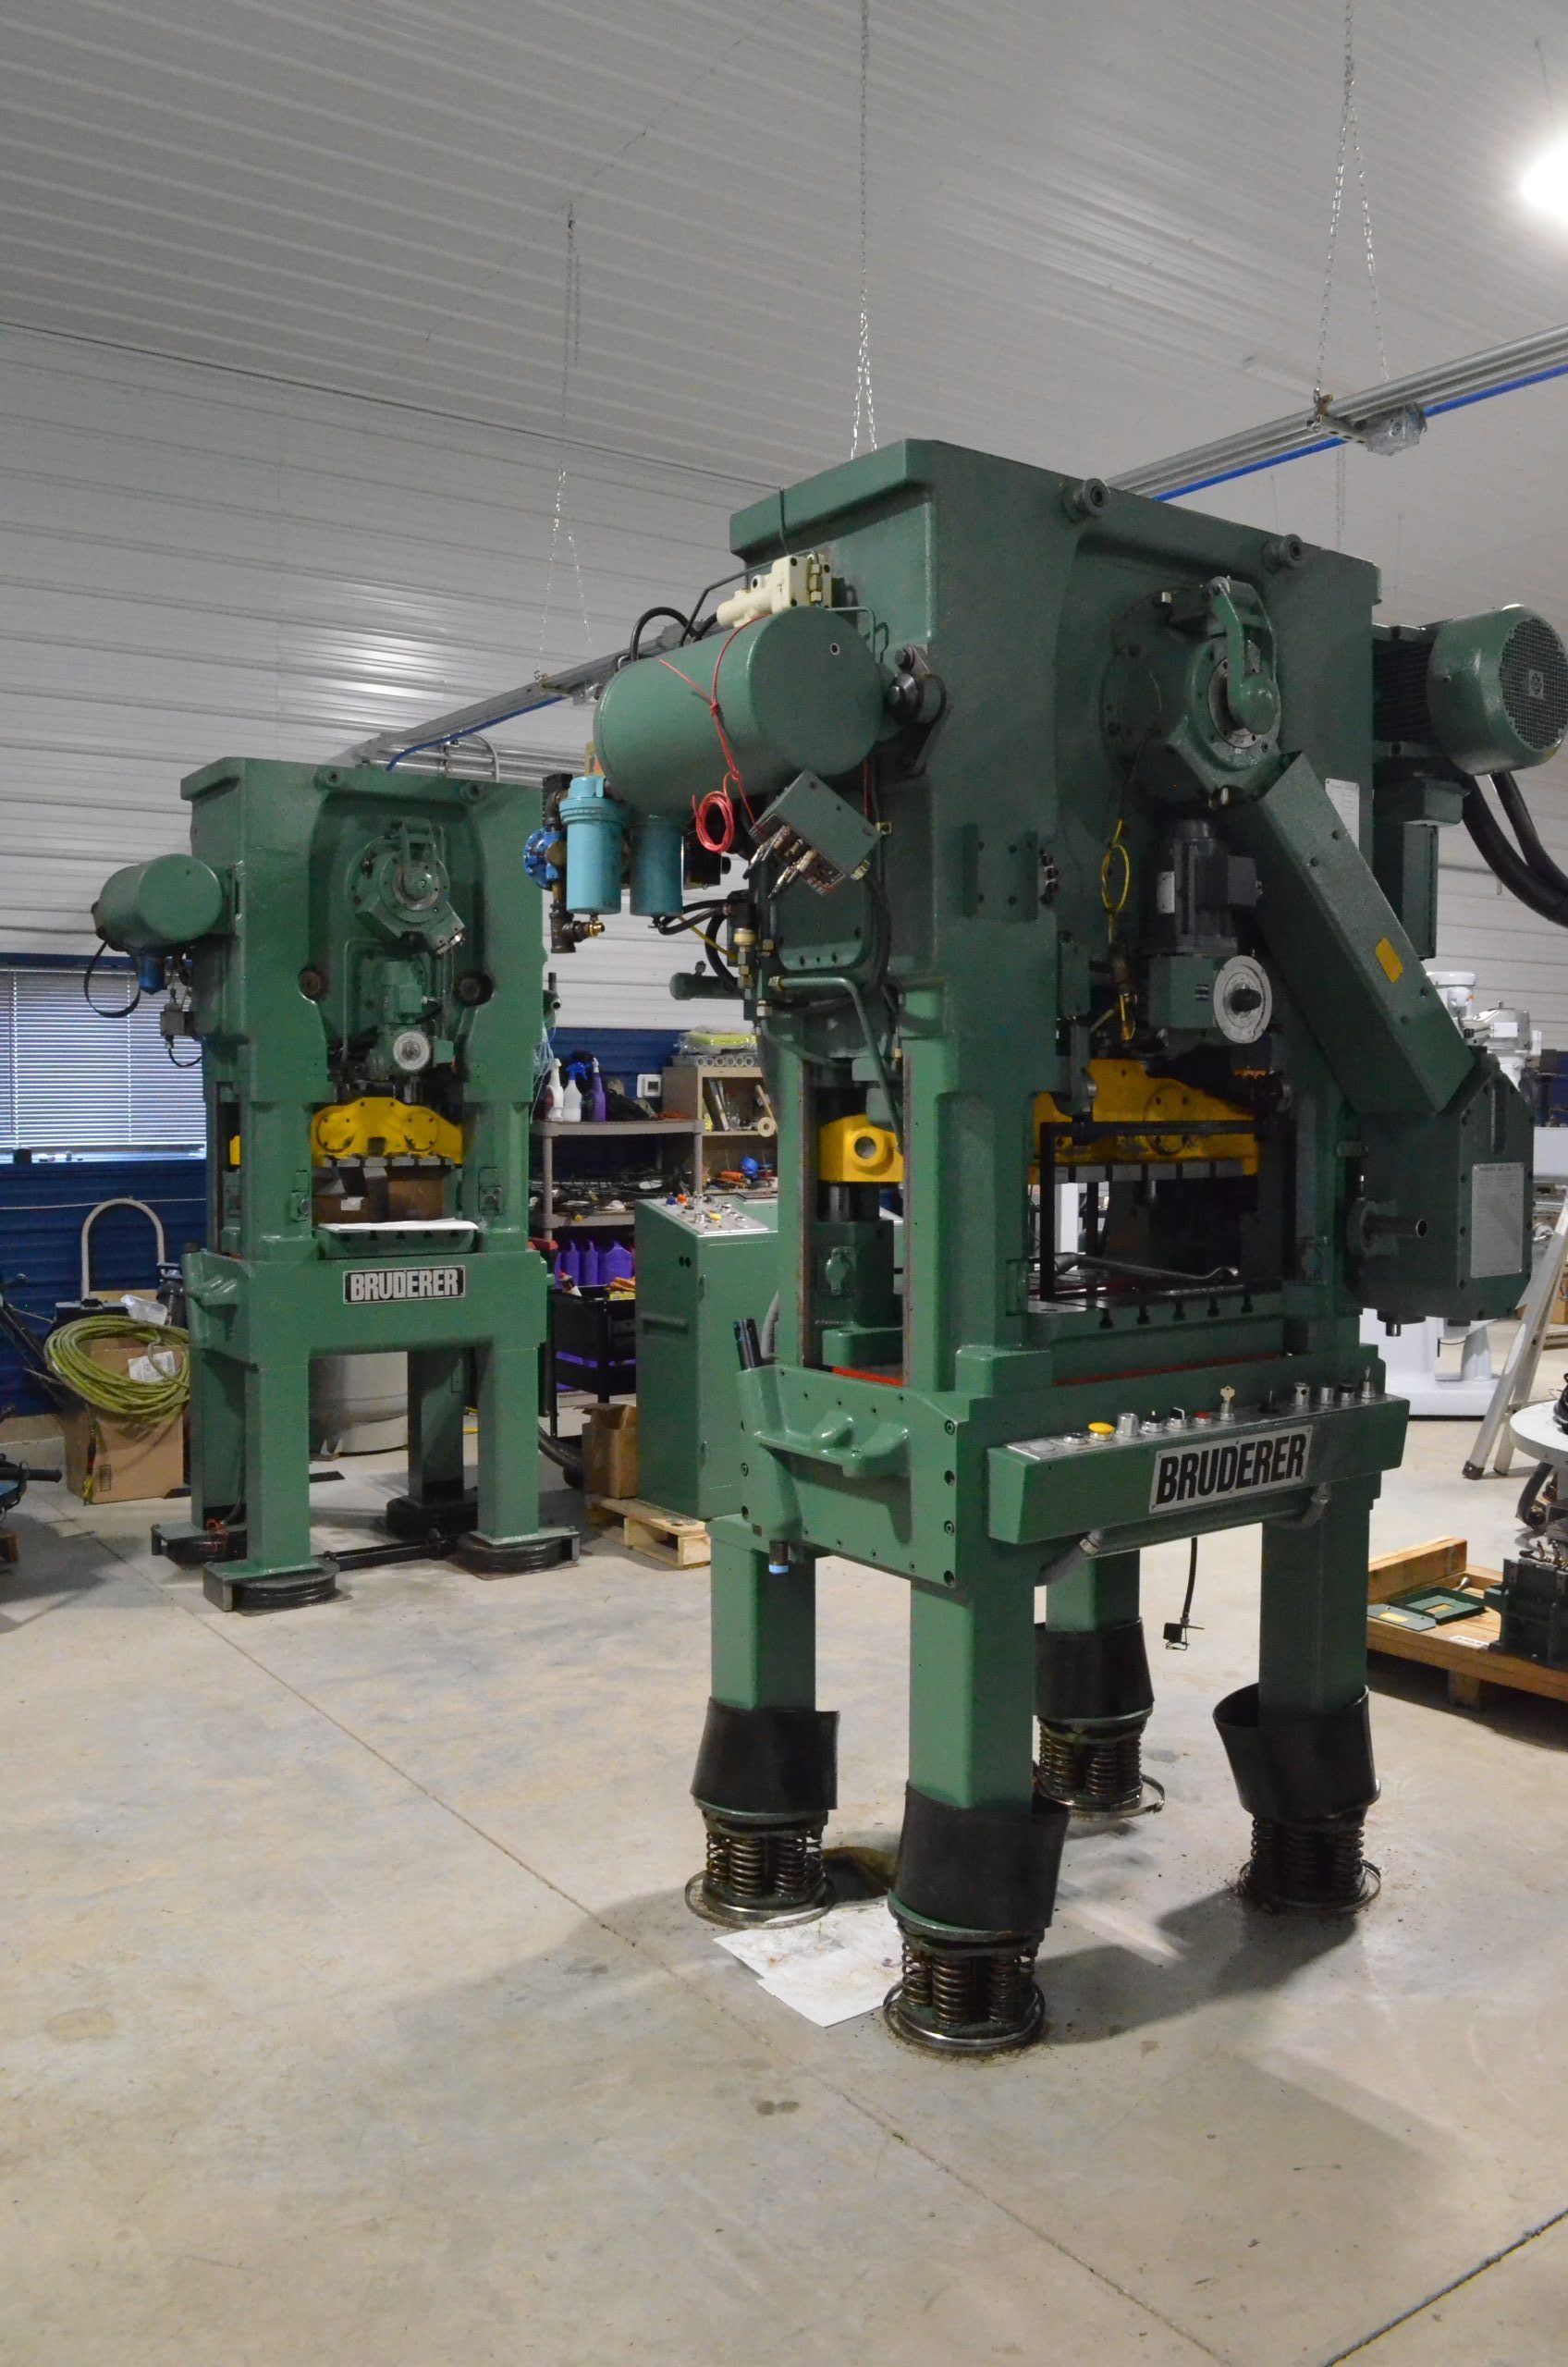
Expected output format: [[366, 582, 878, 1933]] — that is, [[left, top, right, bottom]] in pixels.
[[654, 616, 761, 852]]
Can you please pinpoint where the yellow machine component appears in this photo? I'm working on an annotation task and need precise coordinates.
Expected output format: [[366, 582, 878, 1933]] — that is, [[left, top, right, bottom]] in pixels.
[[1033, 1059, 1258, 1176], [818, 1112, 904, 1184], [309, 1097, 463, 1165]]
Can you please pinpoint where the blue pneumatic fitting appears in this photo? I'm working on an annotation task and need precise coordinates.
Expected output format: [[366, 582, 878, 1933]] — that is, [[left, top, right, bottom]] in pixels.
[[630, 813, 685, 916], [560, 772, 627, 914], [522, 827, 562, 889]]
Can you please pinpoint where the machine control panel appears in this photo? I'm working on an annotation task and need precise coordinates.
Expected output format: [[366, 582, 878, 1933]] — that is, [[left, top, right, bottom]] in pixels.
[[659, 1197, 777, 1238]]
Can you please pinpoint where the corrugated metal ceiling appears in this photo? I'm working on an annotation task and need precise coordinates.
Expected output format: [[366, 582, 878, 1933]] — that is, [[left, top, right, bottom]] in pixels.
[[5, 0, 1566, 489]]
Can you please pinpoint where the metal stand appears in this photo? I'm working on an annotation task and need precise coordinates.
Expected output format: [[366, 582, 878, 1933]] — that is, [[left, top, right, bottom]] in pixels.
[[1464, 1194, 1568, 1479]]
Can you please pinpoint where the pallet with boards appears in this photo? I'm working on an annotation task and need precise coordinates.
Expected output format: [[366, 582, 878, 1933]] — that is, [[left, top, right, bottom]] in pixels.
[[1367, 1534, 1568, 1710], [586, 1494, 711, 1569]]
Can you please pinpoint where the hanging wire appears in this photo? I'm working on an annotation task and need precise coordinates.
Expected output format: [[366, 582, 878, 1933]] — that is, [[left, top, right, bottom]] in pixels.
[[1537, 35, 1558, 129], [537, 204, 594, 667], [851, 0, 878, 457], [1313, 0, 1390, 411]]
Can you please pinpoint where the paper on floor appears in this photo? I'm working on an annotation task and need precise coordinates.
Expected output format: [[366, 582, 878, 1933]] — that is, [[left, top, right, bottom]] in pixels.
[[714, 1895, 902, 2028]]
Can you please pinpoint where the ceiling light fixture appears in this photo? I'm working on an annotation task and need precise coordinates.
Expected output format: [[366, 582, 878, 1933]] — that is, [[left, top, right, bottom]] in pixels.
[[1523, 135, 1568, 223]]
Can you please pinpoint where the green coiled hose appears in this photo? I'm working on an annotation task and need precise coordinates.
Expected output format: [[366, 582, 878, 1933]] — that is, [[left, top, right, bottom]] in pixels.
[[45, 1313, 191, 1422]]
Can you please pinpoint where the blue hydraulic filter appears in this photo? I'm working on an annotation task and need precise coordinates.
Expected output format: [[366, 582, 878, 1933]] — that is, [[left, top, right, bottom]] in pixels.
[[560, 772, 626, 913], [630, 813, 685, 916]]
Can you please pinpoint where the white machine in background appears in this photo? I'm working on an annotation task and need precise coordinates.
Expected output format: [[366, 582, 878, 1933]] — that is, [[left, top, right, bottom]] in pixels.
[[1361, 1310, 1499, 1417]]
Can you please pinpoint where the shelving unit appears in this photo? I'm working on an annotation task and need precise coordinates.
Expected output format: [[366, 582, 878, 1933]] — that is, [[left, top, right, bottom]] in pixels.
[[660, 1062, 777, 1191], [531, 1115, 703, 1237]]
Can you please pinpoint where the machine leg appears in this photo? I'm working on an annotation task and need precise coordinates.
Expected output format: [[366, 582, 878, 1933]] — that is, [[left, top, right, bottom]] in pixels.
[[386, 1348, 476, 1543], [202, 1355, 337, 1612], [687, 1523, 837, 1927], [456, 1338, 578, 1576], [885, 1576, 1069, 2055], [155, 1350, 248, 1569], [1034, 1551, 1158, 1816], [1215, 1484, 1379, 1911]]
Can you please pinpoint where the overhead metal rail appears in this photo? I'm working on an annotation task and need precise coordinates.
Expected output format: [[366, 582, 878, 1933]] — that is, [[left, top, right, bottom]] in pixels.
[[1116, 324, 1568, 502], [349, 325, 1568, 772], [340, 624, 687, 775]]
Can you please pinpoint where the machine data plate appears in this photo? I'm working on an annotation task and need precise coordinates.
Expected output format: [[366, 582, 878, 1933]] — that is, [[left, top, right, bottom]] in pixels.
[[343, 1264, 467, 1306], [1149, 1424, 1311, 1513]]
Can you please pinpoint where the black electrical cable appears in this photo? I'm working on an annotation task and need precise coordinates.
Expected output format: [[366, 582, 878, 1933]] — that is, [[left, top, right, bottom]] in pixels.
[[1462, 779, 1568, 927], [628, 606, 692, 662], [82, 940, 141, 1018], [538, 1423, 584, 1487], [680, 570, 747, 642], [1493, 769, 1568, 900]]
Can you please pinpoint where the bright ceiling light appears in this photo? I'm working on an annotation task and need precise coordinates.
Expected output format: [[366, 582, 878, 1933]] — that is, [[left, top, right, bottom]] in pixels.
[[1522, 135, 1568, 222]]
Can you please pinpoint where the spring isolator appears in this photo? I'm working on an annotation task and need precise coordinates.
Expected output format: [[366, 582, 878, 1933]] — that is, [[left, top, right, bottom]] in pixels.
[[1035, 1713, 1152, 1816], [1243, 1809, 1376, 1912], [884, 1919, 1046, 2055], [686, 1808, 832, 1927]]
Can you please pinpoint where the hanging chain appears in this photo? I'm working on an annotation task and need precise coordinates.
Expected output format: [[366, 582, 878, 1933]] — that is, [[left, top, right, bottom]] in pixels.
[[851, 0, 878, 456], [1313, 0, 1389, 411], [537, 202, 594, 667]]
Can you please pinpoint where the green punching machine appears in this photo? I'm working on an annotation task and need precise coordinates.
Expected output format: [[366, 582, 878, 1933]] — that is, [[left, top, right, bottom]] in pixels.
[[93, 757, 577, 1610], [552, 438, 1562, 2054]]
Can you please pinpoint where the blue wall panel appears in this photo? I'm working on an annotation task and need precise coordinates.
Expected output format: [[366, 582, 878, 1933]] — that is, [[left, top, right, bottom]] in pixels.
[[0, 1159, 205, 1416]]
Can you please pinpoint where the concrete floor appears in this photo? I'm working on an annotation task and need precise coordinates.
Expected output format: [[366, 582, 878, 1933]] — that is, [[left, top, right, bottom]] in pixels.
[[4, 1417, 1567, 2366]]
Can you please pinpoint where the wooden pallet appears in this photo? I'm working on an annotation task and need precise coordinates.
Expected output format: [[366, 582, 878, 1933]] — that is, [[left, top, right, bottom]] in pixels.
[[586, 1494, 710, 1568], [1367, 1533, 1568, 1709]]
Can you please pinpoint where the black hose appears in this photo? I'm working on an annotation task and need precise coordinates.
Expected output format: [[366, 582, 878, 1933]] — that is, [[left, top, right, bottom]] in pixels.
[[83, 940, 141, 1019], [1493, 770, 1568, 900], [538, 1423, 584, 1489], [1462, 779, 1568, 927], [628, 606, 692, 661]]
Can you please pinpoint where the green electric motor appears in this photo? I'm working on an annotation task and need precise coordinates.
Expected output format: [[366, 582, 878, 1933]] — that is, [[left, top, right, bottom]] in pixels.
[[93, 853, 227, 952], [1374, 605, 1568, 775]]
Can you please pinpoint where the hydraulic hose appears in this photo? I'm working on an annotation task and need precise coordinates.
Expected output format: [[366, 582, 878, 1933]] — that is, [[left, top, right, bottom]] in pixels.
[[1462, 778, 1568, 928], [1492, 770, 1568, 901]]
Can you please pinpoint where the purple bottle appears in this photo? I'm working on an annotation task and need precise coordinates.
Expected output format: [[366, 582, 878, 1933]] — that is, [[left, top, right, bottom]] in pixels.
[[588, 1058, 607, 1123], [556, 1237, 582, 1286], [580, 1240, 604, 1288], [602, 1238, 634, 1285]]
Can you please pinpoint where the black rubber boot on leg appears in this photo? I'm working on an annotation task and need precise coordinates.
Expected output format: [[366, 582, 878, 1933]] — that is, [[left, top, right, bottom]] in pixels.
[[1035, 1619, 1158, 1815], [688, 1699, 838, 1927], [1214, 1685, 1378, 1912], [885, 1787, 1070, 2055]]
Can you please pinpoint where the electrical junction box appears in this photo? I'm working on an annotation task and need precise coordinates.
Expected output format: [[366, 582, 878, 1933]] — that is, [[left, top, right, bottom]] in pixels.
[[634, 1196, 778, 1519]]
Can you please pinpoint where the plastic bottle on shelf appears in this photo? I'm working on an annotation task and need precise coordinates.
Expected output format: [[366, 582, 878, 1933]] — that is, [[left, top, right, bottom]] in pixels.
[[544, 1058, 564, 1118], [588, 1057, 607, 1122], [580, 1240, 603, 1287], [602, 1238, 634, 1285], [556, 1238, 582, 1286], [560, 1073, 583, 1122]]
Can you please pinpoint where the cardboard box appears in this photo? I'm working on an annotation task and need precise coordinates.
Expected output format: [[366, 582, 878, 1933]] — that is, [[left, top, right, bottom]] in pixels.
[[59, 1332, 187, 1504], [583, 1404, 639, 1501]]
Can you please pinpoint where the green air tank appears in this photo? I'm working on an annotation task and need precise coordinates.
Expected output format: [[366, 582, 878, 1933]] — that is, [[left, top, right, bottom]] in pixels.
[[94, 758, 577, 1610], [535, 438, 1556, 2055]]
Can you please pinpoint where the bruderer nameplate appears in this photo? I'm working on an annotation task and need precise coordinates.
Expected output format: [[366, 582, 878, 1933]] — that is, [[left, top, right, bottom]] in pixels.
[[343, 1265, 467, 1306], [1149, 1425, 1310, 1514]]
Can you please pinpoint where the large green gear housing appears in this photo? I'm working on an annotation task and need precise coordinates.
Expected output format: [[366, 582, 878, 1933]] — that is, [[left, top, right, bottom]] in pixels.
[[573, 438, 1553, 2054], [94, 757, 575, 1610]]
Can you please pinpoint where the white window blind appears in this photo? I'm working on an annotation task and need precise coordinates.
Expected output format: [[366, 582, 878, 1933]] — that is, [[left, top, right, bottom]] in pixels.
[[0, 968, 205, 1153]]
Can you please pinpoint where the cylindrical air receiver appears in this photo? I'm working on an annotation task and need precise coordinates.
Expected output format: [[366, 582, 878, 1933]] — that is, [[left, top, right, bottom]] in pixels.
[[595, 606, 886, 816], [630, 814, 685, 916], [560, 772, 627, 914], [92, 854, 226, 951], [1427, 606, 1568, 774]]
